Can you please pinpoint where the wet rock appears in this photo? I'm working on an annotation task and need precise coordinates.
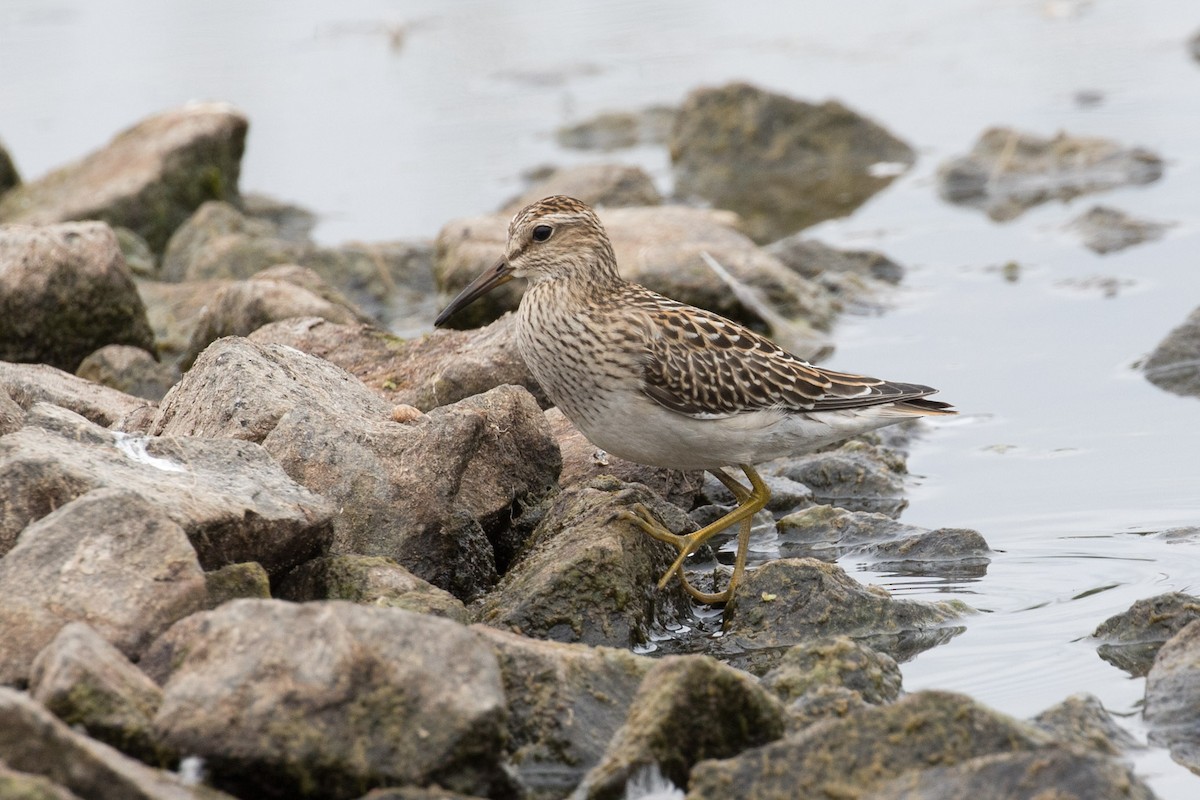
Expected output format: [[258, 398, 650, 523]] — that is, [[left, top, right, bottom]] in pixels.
[[575, 655, 785, 800], [152, 337, 559, 599], [671, 82, 914, 242], [1143, 306, 1200, 399], [145, 599, 509, 800], [761, 636, 902, 706], [0, 764, 82, 800], [1093, 592, 1200, 677], [867, 745, 1156, 800], [0, 104, 247, 253], [249, 313, 545, 411], [76, 345, 177, 403], [501, 164, 662, 215], [0, 361, 150, 428], [556, 106, 677, 151], [113, 227, 157, 277], [719, 558, 967, 671], [435, 205, 835, 334], [687, 691, 1049, 799], [938, 127, 1164, 221], [0, 688, 226, 800], [0, 222, 155, 371], [29, 623, 170, 765], [0, 139, 19, 194], [0, 488, 206, 687], [1144, 618, 1200, 771], [1067, 205, 1170, 254], [473, 626, 654, 797], [278, 555, 469, 623], [768, 439, 910, 516], [181, 264, 371, 368], [203, 562, 271, 609], [474, 479, 690, 649], [1031, 693, 1140, 757], [0, 402, 333, 576]]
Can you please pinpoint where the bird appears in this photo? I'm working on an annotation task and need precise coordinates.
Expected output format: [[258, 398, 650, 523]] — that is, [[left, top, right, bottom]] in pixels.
[[435, 196, 955, 604]]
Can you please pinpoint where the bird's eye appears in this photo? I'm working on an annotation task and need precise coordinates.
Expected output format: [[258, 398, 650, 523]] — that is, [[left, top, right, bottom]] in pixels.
[[531, 225, 553, 243]]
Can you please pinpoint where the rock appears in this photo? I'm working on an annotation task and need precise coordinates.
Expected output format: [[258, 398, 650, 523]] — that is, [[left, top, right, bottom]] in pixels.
[[670, 83, 914, 242], [203, 562, 271, 609], [938, 127, 1164, 221], [555, 106, 677, 151], [435, 205, 835, 334], [1066, 205, 1170, 254], [1031, 693, 1140, 757], [547, 407, 704, 509], [719, 558, 967, 671], [0, 688, 226, 800], [1144, 618, 1200, 771], [0, 488, 206, 686], [239, 192, 318, 242], [575, 655, 785, 800], [0, 387, 22, 435], [766, 236, 904, 285], [472, 626, 654, 797], [768, 439, 911, 516], [0, 139, 19, 194], [277, 556, 469, 624], [1143, 306, 1200, 399], [1189, 28, 1200, 62], [0, 402, 333, 576], [866, 745, 1156, 800], [0, 360, 150, 428], [29, 623, 170, 765], [500, 164, 661, 215], [0, 763, 83, 800], [76, 345, 177, 403], [152, 338, 559, 599], [475, 479, 690, 649], [687, 691, 1050, 799], [784, 685, 871, 733], [113, 227, 157, 277], [356, 790, 485, 800], [145, 599, 509, 799], [0, 104, 247, 253], [181, 265, 371, 368], [0, 222, 155, 371], [1093, 592, 1200, 677], [761, 636, 902, 706], [249, 313, 545, 411], [134, 278, 225, 363]]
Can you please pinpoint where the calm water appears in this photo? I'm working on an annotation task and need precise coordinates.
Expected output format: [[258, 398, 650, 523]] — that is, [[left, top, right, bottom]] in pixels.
[[3, 1, 1199, 795]]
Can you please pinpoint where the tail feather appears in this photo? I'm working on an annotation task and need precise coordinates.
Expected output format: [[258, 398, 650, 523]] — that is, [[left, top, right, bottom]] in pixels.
[[895, 397, 957, 416]]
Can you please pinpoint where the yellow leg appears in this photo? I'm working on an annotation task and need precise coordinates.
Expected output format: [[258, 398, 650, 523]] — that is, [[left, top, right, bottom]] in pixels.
[[617, 464, 770, 604]]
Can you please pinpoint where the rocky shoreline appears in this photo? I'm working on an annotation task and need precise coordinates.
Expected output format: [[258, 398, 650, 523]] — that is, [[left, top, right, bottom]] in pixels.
[[1, 83, 1196, 799]]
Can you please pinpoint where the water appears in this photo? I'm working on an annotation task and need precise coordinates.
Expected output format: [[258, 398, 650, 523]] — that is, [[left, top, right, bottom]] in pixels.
[[3, 1, 1199, 795]]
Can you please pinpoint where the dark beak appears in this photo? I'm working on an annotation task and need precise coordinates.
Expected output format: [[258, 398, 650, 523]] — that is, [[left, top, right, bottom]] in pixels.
[[433, 258, 514, 327]]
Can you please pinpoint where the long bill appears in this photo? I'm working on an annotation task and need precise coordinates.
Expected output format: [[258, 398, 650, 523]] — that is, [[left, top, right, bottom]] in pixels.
[[433, 258, 514, 327]]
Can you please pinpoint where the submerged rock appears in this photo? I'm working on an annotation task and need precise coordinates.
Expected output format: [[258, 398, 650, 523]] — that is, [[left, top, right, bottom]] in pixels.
[[671, 82, 914, 242], [1144, 619, 1200, 774], [938, 127, 1163, 221], [0, 103, 247, 253], [556, 106, 677, 151], [501, 164, 662, 214], [1067, 205, 1170, 254], [1143, 306, 1200, 399], [1093, 592, 1200, 677]]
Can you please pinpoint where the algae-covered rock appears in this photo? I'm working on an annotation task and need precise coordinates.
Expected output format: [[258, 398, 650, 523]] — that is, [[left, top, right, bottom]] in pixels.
[[203, 563, 271, 609], [278, 555, 469, 623], [1093, 591, 1200, 676], [1144, 618, 1200, 772], [1031, 693, 1140, 757], [761, 636, 902, 706]]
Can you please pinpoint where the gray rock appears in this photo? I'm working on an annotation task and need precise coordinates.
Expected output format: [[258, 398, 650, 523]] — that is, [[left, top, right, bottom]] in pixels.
[[0, 402, 334, 576], [0, 103, 247, 253], [1067, 205, 1170, 254], [768, 440, 911, 516], [202, 562, 271, 609], [249, 312, 545, 411], [762, 636, 902, 706], [113, 227, 157, 278], [938, 127, 1164, 221], [0, 488, 206, 685], [0, 360, 150, 428], [473, 626, 654, 797], [474, 478, 691, 649], [500, 164, 661, 215], [765, 236, 904, 313], [239, 192, 318, 243], [152, 337, 559, 599], [575, 655, 785, 800], [278, 555, 469, 624], [0, 222, 155, 371], [1144, 618, 1200, 771], [671, 83, 915, 242], [435, 205, 835, 335], [29, 623, 170, 765], [145, 599, 509, 799], [0, 688, 227, 800], [556, 106, 677, 151], [135, 278, 228, 364], [0, 386, 26, 435], [0, 139, 19, 194], [1094, 592, 1200, 677], [1031, 693, 1140, 757], [76, 345, 177, 403], [719, 558, 968, 670], [1143, 306, 1200, 399], [0, 763, 83, 800]]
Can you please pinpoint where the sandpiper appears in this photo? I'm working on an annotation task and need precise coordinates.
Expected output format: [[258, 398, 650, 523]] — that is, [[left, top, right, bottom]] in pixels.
[[435, 196, 954, 604]]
